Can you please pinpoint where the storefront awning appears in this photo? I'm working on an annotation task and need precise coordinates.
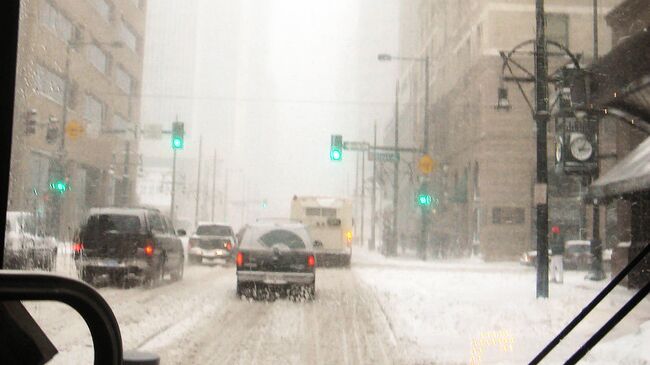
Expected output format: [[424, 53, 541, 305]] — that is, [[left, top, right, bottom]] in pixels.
[[589, 135, 650, 199]]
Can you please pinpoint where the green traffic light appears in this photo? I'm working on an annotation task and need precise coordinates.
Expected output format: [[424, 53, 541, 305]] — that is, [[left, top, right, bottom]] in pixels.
[[417, 194, 432, 206], [330, 148, 342, 161], [49, 180, 67, 194], [172, 137, 184, 149]]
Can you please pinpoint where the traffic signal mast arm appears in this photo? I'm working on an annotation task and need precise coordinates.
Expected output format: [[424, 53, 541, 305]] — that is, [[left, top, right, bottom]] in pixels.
[[343, 140, 423, 154]]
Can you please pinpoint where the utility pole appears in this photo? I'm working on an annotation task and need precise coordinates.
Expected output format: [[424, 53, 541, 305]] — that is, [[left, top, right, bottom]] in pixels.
[[211, 149, 217, 221], [223, 169, 229, 221], [194, 135, 202, 227], [420, 56, 430, 261], [370, 122, 377, 251], [392, 80, 400, 257], [534, 0, 550, 299], [170, 116, 179, 223], [361, 149, 366, 248], [588, 0, 605, 281], [355, 150, 360, 244]]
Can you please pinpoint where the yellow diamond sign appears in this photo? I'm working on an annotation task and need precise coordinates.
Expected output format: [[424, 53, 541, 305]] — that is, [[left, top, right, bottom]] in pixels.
[[418, 154, 436, 175], [65, 120, 84, 140]]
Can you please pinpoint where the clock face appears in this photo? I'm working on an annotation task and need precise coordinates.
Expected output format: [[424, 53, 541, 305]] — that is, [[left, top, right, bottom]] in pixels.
[[570, 135, 593, 161], [555, 137, 563, 163]]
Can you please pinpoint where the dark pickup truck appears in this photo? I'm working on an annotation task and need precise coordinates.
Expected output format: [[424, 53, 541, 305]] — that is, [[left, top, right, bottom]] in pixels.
[[74, 207, 185, 287]]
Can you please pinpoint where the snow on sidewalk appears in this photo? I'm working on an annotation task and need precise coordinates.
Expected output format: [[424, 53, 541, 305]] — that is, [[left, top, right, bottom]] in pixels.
[[352, 248, 650, 365]]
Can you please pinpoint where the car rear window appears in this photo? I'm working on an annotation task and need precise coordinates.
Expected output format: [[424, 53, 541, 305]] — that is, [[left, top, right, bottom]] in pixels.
[[85, 214, 142, 235], [196, 225, 233, 236], [241, 228, 309, 250]]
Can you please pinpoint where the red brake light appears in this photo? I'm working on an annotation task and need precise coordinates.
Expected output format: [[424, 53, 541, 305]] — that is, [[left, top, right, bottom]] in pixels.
[[236, 252, 244, 267], [73, 242, 84, 253], [226, 242, 232, 251], [144, 240, 154, 257], [307, 255, 315, 268]]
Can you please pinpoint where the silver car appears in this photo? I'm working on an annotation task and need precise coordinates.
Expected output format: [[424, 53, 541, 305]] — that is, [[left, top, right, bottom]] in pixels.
[[4, 211, 57, 271], [188, 222, 236, 265]]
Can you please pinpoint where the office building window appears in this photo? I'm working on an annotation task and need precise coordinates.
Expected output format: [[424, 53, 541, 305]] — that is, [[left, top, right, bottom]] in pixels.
[[35, 64, 65, 105], [492, 207, 525, 225], [87, 43, 109, 74], [90, 0, 111, 22], [115, 66, 133, 94], [119, 19, 138, 52], [84, 93, 104, 137], [40, 1, 75, 42]]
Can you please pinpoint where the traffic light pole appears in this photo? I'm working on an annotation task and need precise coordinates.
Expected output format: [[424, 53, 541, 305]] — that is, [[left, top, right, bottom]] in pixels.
[[534, 0, 550, 299], [392, 80, 399, 257], [370, 122, 377, 251], [170, 148, 177, 223]]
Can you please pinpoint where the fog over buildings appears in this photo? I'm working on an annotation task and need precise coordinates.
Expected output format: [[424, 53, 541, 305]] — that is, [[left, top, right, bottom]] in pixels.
[[139, 0, 399, 229]]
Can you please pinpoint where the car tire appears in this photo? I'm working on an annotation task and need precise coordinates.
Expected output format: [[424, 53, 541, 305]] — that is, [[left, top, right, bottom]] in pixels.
[[305, 282, 316, 300], [171, 258, 184, 281], [146, 262, 164, 288], [81, 270, 94, 285], [236, 281, 243, 297]]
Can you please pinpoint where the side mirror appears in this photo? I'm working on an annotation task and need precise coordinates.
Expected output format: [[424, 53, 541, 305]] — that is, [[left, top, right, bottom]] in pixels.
[[177, 229, 186, 237], [313, 240, 323, 248]]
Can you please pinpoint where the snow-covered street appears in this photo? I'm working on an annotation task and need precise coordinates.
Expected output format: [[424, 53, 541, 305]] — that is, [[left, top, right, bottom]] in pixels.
[[23, 247, 650, 365]]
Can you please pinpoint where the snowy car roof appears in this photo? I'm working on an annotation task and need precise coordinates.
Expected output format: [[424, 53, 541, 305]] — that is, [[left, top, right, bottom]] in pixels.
[[196, 221, 232, 227], [87, 207, 156, 216]]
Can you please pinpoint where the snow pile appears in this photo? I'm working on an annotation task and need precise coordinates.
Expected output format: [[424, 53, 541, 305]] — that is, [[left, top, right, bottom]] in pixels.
[[583, 320, 650, 365], [353, 248, 650, 364]]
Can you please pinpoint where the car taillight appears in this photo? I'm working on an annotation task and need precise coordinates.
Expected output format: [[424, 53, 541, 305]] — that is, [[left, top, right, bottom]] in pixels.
[[144, 239, 154, 257], [189, 238, 198, 248], [226, 242, 232, 251], [236, 252, 244, 267], [73, 242, 84, 253], [307, 255, 315, 268]]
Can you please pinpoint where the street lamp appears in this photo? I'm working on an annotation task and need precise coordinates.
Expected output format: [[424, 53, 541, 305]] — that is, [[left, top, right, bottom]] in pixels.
[[378, 52, 431, 260]]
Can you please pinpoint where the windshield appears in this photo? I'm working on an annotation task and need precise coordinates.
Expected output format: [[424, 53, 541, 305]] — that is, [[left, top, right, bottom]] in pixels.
[[4, 1, 650, 364], [195, 225, 232, 236]]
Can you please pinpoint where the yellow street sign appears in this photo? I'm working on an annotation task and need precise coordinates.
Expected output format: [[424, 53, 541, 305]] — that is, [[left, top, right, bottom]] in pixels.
[[418, 154, 436, 175], [65, 120, 84, 140]]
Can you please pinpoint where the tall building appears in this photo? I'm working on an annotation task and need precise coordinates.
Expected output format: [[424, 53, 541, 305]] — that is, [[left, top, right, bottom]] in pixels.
[[10, 0, 147, 239], [392, 0, 622, 260]]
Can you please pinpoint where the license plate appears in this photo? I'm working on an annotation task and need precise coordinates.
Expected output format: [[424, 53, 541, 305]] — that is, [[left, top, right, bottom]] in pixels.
[[103, 259, 119, 267], [202, 257, 225, 265], [264, 274, 286, 285]]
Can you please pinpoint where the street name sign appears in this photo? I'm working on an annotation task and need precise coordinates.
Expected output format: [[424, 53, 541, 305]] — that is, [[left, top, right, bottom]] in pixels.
[[343, 141, 368, 151], [368, 151, 399, 162]]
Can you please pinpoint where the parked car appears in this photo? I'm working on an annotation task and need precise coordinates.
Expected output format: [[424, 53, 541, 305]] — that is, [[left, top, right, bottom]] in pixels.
[[564, 240, 594, 270], [187, 222, 236, 265], [74, 207, 185, 287], [519, 249, 551, 267], [520, 240, 612, 271], [236, 221, 316, 300], [4, 211, 56, 271]]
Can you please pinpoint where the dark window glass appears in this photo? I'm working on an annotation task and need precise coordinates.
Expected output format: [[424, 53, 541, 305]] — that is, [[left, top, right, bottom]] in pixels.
[[258, 229, 306, 250], [85, 214, 141, 234], [196, 225, 233, 236]]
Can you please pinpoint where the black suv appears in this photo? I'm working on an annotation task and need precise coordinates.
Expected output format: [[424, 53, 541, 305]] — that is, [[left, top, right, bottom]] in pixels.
[[74, 207, 185, 287]]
